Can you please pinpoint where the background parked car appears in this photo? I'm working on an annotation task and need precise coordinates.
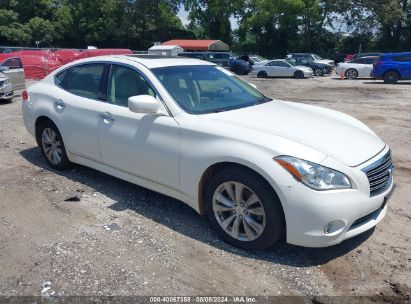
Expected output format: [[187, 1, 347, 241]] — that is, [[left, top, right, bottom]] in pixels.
[[0, 57, 26, 90], [373, 52, 411, 84], [0, 71, 13, 101], [178, 52, 210, 60], [350, 52, 384, 61], [287, 53, 335, 67], [251, 59, 313, 78], [287, 57, 332, 76], [248, 55, 269, 65], [207, 52, 252, 75], [336, 56, 378, 79]]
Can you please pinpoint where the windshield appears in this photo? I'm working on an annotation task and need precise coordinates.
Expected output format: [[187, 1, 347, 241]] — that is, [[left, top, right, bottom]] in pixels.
[[286, 59, 297, 66], [312, 54, 322, 60], [252, 56, 267, 62], [152, 65, 271, 114]]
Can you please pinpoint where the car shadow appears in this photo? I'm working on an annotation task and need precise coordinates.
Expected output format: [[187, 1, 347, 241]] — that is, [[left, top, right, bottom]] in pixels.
[[20, 147, 374, 267], [362, 81, 411, 85]]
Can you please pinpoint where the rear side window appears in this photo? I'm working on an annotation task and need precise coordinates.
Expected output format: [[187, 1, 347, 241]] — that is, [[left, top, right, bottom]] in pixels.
[[65, 64, 105, 100], [55, 69, 69, 87], [2, 58, 22, 69]]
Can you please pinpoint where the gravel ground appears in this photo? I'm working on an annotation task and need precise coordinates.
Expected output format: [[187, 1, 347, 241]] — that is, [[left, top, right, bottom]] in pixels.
[[0, 75, 410, 300]]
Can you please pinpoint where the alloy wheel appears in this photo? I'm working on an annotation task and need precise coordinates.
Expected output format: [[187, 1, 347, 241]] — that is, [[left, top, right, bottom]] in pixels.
[[41, 128, 62, 165], [345, 69, 358, 79], [212, 182, 266, 241]]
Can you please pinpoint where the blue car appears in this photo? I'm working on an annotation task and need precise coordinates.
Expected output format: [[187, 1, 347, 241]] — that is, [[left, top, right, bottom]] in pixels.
[[373, 52, 411, 84]]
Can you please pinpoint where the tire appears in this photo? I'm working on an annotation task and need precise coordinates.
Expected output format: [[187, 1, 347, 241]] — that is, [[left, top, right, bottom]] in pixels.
[[345, 68, 358, 79], [37, 120, 73, 170], [257, 71, 268, 78], [313, 68, 324, 76], [294, 70, 305, 79], [384, 71, 399, 84], [234, 65, 246, 75], [204, 167, 285, 250]]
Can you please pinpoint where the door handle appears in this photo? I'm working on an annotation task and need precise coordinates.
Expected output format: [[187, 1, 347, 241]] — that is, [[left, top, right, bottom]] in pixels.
[[54, 99, 65, 110], [100, 112, 115, 123]]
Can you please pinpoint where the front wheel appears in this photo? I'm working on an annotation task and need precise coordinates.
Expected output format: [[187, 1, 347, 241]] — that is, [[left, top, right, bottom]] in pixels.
[[294, 70, 305, 79], [205, 167, 285, 250], [38, 120, 73, 170], [257, 71, 268, 78], [313, 68, 324, 76]]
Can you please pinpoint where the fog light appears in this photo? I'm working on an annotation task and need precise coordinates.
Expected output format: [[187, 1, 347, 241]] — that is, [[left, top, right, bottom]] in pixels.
[[324, 220, 346, 235]]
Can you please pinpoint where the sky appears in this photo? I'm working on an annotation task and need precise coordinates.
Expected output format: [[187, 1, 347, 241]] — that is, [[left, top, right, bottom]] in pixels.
[[177, 7, 348, 34], [177, 7, 239, 29]]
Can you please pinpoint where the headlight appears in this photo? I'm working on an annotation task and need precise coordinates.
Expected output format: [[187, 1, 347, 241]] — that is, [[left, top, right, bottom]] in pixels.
[[274, 156, 352, 190]]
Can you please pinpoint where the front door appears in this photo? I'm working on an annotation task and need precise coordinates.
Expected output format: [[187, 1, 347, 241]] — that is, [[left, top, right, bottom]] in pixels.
[[98, 64, 180, 190]]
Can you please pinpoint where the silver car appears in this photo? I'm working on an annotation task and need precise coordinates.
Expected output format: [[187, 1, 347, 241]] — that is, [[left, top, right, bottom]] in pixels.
[[0, 72, 13, 101], [250, 59, 313, 79], [0, 57, 26, 91]]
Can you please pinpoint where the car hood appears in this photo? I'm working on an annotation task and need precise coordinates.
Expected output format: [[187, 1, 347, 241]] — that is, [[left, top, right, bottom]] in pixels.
[[201, 101, 385, 167], [314, 59, 334, 65]]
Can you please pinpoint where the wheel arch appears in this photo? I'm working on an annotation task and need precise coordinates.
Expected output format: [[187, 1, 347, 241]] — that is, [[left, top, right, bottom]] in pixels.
[[35, 116, 57, 146], [383, 69, 401, 79], [197, 161, 285, 219]]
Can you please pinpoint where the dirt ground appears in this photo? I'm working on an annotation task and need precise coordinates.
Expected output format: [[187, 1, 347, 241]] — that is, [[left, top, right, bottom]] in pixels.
[[0, 75, 410, 300]]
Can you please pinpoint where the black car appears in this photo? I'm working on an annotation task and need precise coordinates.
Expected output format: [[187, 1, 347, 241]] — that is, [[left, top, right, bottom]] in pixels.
[[178, 52, 212, 61], [287, 58, 332, 76], [178, 52, 251, 75]]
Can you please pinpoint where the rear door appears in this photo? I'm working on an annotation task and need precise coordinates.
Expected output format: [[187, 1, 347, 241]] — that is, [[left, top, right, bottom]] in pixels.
[[52, 63, 106, 161], [263, 61, 276, 76], [395, 55, 411, 79], [0, 58, 25, 90]]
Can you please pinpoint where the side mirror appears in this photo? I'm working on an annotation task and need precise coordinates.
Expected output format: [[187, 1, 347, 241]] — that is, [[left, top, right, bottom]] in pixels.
[[0, 66, 10, 72], [128, 95, 161, 114]]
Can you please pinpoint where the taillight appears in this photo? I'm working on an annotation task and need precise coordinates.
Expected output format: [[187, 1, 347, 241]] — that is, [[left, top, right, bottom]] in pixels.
[[22, 90, 28, 102]]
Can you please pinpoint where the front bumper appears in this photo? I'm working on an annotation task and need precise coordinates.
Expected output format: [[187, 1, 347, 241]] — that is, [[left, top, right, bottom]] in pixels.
[[303, 70, 313, 78], [279, 147, 394, 247], [0, 82, 13, 100]]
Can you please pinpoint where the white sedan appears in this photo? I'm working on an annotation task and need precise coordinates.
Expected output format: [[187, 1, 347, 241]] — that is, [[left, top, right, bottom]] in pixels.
[[22, 56, 394, 249], [250, 59, 313, 78], [336, 56, 378, 79]]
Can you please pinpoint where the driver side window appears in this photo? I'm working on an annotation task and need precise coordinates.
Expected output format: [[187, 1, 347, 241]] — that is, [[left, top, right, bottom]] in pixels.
[[107, 65, 155, 107]]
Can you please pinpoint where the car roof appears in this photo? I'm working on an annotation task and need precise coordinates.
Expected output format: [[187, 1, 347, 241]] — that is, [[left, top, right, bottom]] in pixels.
[[384, 52, 411, 56], [72, 54, 215, 69]]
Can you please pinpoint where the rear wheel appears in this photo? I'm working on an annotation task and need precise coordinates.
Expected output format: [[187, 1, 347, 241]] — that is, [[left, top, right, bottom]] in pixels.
[[294, 70, 305, 79], [384, 71, 399, 84], [257, 71, 268, 78], [38, 120, 73, 170], [205, 167, 285, 250], [345, 68, 358, 79], [234, 65, 246, 75]]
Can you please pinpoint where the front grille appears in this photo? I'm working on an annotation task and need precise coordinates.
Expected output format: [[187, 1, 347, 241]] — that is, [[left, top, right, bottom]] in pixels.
[[362, 151, 393, 197]]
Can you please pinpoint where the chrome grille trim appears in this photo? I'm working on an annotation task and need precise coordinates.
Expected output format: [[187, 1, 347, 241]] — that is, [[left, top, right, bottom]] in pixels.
[[362, 151, 393, 197]]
